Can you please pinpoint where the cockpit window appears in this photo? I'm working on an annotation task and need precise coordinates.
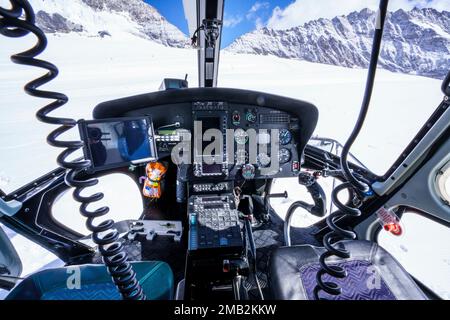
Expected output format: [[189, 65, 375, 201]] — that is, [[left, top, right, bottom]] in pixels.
[[378, 212, 450, 299], [1, 0, 449, 303], [1, 2, 448, 192], [220, 52, 443, 176], [51, 173, 143, 236], [219, 1, 449, 176]]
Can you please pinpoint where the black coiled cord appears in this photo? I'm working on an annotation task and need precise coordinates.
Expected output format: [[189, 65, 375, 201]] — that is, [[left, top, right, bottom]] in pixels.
[[313, 0, 389, 299], [0, 0, 145, 300]]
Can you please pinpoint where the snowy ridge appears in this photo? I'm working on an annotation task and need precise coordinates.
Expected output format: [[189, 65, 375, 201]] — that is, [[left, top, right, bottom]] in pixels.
[[30, 0, 189, 47], [227, 8, 450, 79]]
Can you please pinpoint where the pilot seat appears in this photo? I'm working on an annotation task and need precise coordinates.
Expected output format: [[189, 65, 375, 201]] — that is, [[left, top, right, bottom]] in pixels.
[[269, 240, 427, 300], [6, 261, 174, 300]]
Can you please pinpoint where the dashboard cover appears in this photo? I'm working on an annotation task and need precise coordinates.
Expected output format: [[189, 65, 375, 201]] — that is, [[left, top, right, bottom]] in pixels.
[[93, 88, 319, 159]]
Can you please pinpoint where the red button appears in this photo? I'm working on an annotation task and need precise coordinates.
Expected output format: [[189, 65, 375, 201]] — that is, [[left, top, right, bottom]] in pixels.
[[223, 259, 230, 273], [384, 223, 402, 236]]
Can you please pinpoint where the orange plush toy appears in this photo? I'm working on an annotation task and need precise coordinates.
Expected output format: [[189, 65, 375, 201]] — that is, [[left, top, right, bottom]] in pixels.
[[142, 162, 168, 199]]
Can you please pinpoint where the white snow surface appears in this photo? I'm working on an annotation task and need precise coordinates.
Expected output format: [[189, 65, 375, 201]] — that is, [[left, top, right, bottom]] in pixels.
[[27, 0, 189, 47], [0, 33, 444, 193]]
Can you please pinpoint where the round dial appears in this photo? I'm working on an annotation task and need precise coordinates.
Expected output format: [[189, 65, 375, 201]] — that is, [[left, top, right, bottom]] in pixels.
[[257, 153, 271, 168], [245, 110, 257, 123], [235, 149, 248, 165], [278, 148, 292, 164], [279, 129, 292, 145], [241, 164, 256, 180], [234, 129, 249, 145]]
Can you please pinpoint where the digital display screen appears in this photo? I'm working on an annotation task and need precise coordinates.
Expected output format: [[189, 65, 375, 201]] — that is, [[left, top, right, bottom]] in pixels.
[[166, 79, 187, 89], [197, 116, 222, 159], [202, 164, 223, 174], [80, 117, 157, 172]]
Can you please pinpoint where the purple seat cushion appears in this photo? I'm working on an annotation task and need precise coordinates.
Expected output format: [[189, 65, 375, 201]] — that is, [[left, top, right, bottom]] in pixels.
[[299, 260, 397, 300]]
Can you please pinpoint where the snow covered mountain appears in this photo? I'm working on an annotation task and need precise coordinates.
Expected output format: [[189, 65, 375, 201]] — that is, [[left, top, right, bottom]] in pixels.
[[227, 8, 450, 79], [30, 0, 189, 47]]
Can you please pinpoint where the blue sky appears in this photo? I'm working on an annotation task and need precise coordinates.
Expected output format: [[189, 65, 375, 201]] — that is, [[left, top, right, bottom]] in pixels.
[[145, 0, 292, 47], [145, 0, 450, 47]]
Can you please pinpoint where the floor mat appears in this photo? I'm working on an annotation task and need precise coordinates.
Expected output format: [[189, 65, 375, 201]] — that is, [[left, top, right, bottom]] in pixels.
[[245, 207, 321, 299]]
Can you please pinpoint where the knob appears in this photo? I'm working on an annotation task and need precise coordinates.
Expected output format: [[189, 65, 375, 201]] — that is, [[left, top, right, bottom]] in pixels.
[[194, 169, 202, 177]]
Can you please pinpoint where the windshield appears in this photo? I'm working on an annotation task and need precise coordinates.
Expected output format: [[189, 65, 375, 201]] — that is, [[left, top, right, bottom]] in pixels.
[[0, 0, 448, 193], [220, 0, 448, 175]]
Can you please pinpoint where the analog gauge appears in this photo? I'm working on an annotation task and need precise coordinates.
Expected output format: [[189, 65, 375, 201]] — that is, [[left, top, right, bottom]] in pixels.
[[235, 149, 248, 165], [245, 110, 257, 123], [278, 148, 292, 164], [257, 153, 271, 168], [241, 164, 256, 180], [234, 128, 249, 145], [279, 129, 292, 145], [232, 111, 241, 125]]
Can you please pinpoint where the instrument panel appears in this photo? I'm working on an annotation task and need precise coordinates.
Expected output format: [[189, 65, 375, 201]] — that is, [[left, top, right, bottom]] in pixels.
[[191, 101, 301, 180], [93, 88, 319, 182]]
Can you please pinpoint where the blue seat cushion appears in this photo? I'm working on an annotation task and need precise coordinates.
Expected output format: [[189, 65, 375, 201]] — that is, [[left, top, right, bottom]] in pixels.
[[6, 261, 174, 300]]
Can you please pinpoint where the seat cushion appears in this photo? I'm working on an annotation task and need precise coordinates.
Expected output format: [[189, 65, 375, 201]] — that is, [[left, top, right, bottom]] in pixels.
[[269, 240, 427, 300], [6, 261, 174, 300]]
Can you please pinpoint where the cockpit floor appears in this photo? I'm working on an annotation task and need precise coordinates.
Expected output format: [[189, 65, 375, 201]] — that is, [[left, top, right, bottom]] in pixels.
[[244, 206, 321, 299]]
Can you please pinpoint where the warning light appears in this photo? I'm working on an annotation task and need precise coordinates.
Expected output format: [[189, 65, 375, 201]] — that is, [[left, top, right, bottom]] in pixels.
[[384, 223, 402, 236], [223, 259, 230, 273]]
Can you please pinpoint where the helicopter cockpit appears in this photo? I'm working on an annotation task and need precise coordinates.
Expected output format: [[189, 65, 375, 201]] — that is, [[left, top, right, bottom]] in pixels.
[[1, 0, 449, 302]]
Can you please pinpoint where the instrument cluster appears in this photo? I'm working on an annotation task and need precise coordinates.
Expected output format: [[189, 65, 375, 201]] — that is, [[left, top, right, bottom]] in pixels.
[[192, 102, 301, 181]]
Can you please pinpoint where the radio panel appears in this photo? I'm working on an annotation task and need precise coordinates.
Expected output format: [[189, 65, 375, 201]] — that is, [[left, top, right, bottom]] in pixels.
[[188, 194, 243, 254]]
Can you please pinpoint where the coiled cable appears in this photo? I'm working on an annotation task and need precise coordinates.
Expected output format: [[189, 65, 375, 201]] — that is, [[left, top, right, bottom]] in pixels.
[[313, 0, 389, 299], [0, 0, 145, 300]]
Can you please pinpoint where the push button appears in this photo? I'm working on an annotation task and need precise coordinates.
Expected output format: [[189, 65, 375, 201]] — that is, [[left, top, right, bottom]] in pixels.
[[220, 237, 229, 246], [189, 214, 197, 225], [292, 161, 300, 172]]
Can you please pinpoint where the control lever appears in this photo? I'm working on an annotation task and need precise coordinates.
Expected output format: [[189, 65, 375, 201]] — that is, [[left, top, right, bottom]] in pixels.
[[284, 172, 327, 246], [298, 172, 326, 217], [267, 191, 288, 199], [232, 275, 244, 300], [239, 196, 265, 300], [264, 191, 288, 221], [223, 259, 249, 300], [176, 166, 187, 203]]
